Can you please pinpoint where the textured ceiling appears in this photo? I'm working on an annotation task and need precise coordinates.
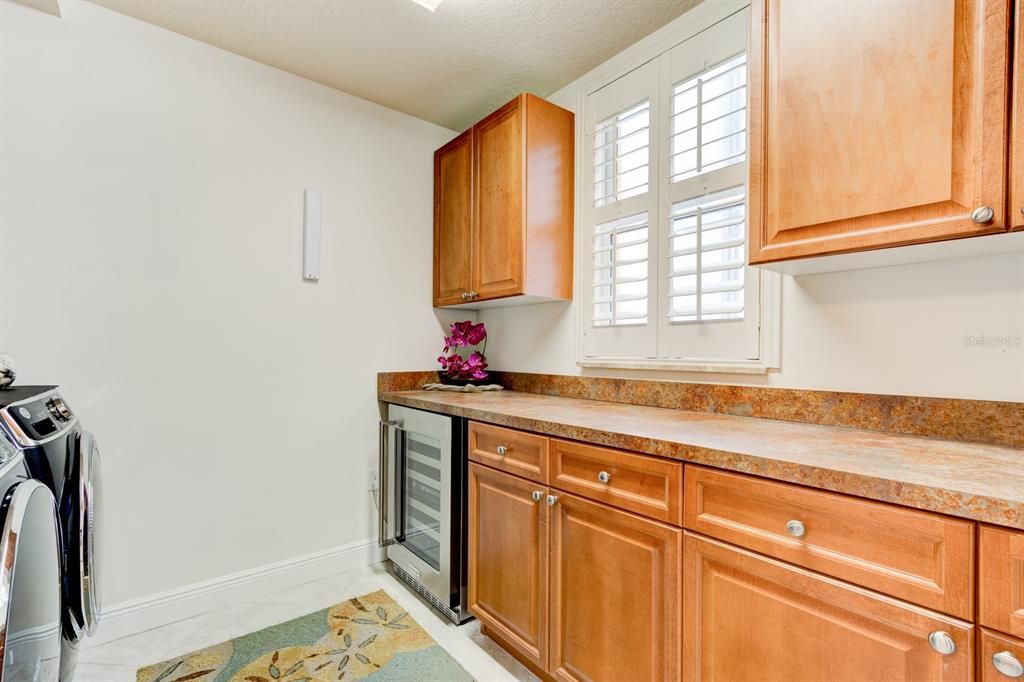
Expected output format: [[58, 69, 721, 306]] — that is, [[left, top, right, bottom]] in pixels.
[[88, 0, 701, 131]]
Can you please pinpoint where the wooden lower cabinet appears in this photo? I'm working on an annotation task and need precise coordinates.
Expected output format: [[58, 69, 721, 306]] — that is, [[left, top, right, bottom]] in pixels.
[[683, 532, 974, 682], [468, 463, 548, 669], [979, 628, 1024, 681], [980, 525, 1024, 639], [549, 493, 682, 682]]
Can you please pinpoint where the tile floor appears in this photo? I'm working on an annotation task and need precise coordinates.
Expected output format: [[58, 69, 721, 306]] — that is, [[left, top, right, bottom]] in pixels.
[[77, 563, 536, 682]]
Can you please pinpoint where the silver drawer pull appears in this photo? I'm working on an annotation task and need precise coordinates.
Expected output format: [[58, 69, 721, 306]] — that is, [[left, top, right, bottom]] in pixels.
[[531, 490, 543, 502], [993, 651, 1024, 678], [597, 470, 612, 483], [546, 494, 559, 506], [971, 206, 995, 224], [785, 520, 806, 538], [928, 631, 956, 655], [496, 445, 508, 456]]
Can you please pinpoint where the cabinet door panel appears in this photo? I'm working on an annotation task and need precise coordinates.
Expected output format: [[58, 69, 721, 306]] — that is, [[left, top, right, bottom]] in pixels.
[[980, 628, 1024, 682], [433, 130, 474, 305], [980, 525, 1024, 638], [684, 532, 973, 682], [1011, 0, 1023, 231], [468, 463, 547, 669], [550, 493, 681, 682], [749, 0, 1010, 262], [474, 96, 525, 299]]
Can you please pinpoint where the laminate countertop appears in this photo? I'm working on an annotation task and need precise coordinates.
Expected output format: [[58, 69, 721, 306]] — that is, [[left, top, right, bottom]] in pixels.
[[380, 389, 1024, 529]]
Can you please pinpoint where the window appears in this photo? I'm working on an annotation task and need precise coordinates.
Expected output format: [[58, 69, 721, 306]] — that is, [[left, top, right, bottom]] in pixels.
[[580, 7, 778, 370], [594, 101, 650, 207], [670, 54, 747, 182], [592, 212, 649, 326], [668, 188, 746, 322]]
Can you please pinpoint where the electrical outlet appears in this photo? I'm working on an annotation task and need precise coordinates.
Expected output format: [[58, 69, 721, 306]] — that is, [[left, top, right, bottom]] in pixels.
[[369, 467, 379, 492]]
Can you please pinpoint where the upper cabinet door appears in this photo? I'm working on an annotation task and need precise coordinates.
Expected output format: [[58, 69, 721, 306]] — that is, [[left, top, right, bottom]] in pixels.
[[433, 130, 474, 306], [474, 96, 526, 300], [748, 0, 1011, 263], [1011, 0, 1024, 231]]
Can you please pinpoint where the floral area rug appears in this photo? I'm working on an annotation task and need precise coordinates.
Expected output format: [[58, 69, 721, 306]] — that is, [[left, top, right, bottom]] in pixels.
[[136, 590, 474, 682]]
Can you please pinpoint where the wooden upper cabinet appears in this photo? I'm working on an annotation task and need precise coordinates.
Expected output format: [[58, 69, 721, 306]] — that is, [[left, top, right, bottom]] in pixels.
[[467, 463, 549, 670], [475, 98, 525, 300], [684, 533, 974, 682], [433, 93, 574, 307], [433, 130, 474, 306], [1011, 0, 1024, 231], [748, 0, 1012, 264], [550, 493, 681, 682]]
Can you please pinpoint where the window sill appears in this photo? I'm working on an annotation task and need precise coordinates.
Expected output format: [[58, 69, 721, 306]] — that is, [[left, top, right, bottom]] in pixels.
[[577, 358, 774, 375]]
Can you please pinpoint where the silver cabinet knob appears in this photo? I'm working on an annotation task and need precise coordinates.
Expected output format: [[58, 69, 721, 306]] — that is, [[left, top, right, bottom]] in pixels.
[[460, 291, 471, 301], [785, 520, 806, 538], [546, 494, 559, 506], [496, 445, 508, 456], [928, 631, 956, 655], [993, 651, 1024, 678], [531, 490, 543, 502], [597, 470, 612, 483], [971, 206, 995, 224]]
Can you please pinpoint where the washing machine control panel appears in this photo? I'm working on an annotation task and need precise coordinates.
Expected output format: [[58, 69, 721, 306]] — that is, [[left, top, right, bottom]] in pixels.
[[0, 392, 75, 445]]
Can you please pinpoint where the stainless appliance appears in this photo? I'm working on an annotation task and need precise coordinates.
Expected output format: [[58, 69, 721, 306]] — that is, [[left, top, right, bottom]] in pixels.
[[379, 404, 470, 624], [0, 438, 62, 681], [0, 386, 102, 681]]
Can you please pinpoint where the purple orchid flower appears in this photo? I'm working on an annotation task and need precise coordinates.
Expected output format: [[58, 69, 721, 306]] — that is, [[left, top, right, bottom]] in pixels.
[[437, 321, 489, 381], [465, 323, 487, 346]]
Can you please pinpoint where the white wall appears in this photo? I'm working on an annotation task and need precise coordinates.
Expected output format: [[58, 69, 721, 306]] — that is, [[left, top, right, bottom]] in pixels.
[[480, 10, 1024, 403], [0, 0, 464, 611]]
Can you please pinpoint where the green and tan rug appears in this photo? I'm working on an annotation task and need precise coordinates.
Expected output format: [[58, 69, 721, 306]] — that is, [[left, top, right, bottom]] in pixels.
[[137, 590, 473, 682]]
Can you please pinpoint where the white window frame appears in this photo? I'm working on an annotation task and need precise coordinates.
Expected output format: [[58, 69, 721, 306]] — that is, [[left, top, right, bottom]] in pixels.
[[574, 0, 780, 374]]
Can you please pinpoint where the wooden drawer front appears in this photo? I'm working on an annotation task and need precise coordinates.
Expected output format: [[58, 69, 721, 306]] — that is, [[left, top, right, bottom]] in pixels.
[[981, 525, 1024, 638], [469, 421, 548, 483], [980, 628, 1024, 682], [684, 532, 974, 682], [683, 466, 975, 619], [549, 438, 682, 525]]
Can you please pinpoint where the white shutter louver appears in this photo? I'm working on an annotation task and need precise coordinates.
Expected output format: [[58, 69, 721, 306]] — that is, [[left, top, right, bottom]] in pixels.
[[592, 212, 649, 326], [668, 188, 746, 322], [670, 53, 747, 183], [594, 100, 651, 207]]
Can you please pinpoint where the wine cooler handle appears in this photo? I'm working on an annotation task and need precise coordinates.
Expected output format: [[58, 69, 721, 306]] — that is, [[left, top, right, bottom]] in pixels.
[[378, 420, 401, 548]]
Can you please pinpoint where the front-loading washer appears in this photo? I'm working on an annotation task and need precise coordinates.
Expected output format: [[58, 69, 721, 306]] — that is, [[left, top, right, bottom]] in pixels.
[[0, 430, 62, 680], [0, 387, 101, 681]]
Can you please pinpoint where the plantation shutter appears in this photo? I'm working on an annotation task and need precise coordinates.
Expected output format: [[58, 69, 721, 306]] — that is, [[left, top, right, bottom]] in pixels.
[[657, 8, 759, 361], [583, 60, 659, 359]]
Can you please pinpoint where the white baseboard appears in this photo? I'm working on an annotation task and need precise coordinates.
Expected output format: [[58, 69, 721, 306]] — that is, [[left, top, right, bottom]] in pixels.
[[85, 538, 385, 649]]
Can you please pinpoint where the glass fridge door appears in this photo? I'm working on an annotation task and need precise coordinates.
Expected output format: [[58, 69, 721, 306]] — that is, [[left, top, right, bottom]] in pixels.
[[397, 430, 444, 571]]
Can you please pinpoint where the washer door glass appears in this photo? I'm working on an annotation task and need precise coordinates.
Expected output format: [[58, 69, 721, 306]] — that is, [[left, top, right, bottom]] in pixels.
[[2, 480, 62, 681]]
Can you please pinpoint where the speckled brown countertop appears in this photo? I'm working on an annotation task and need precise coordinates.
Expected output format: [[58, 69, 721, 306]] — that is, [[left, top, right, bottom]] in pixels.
[[380, 389, 1024, 530]]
